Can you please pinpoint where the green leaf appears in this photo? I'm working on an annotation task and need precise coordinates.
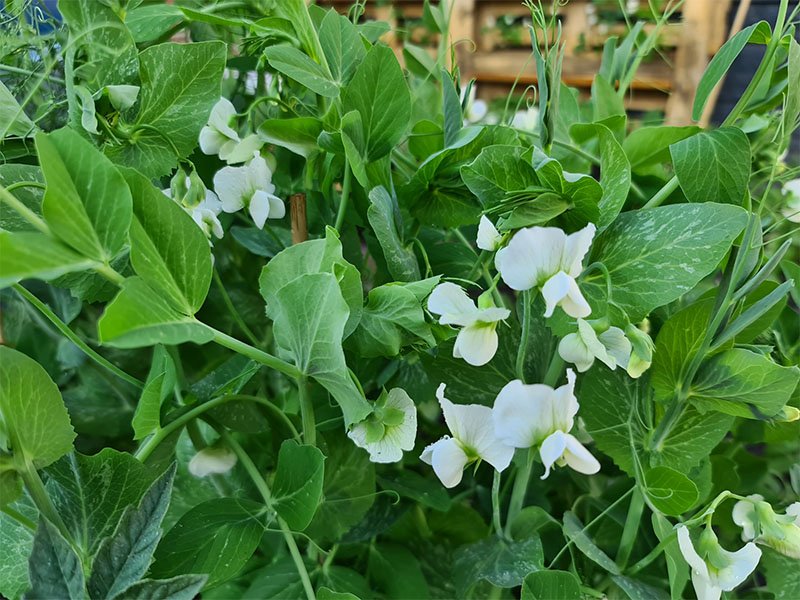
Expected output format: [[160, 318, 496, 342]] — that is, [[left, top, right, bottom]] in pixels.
[[151, 498, 265, 588], [670, 128, 751, 205], [592, 203, 747, 321], [87, 465, 177, 600], [318, 9, 366, 86], [132, 347, 176, 441], [691, 348, 800, 419], [270, 273, 371, 426], [0, 346, 75, 468], [272, 440, 325, 531], [521, 571, 581, 600], [27, 520, 85, 600], [442, 73, 463, 147], [377, 471, 451, 512], [259, 117, 323, 157], [651, 513, 688, 600], [763, 548, 800, 600], [0, 164, 43, 232], [453, 535, 544, 597], [265, 45, 339, 97], [342, 44, 411, 160], [692, 22, 772, 120], [124, 5, 185, 44], [782, 37, 800, 150], [110, 575, 207, 600], [461, 145, 538, 209], [644, 466, 699, 516], [0, 496, 36, 599], [367, 187, 420, 282], [107, 41, 226, 178], [0, 232, 96, 289], [570, 122, 631, 228], [611, 575, 670, 600], [244, 557, 308, 599], [562, 511, 620, 574], [36, 128, 132, 262], [45, 449, 159, 557], [0, 80, 34, 138], [318, 587, 359, 600], [622, 126, 700, 173], [368, 543, 430, 599], [121, 167, 212, 315], [98, 277, 214, 348]]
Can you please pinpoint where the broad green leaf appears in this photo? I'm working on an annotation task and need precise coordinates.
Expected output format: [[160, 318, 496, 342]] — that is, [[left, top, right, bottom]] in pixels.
[[45, 449, 159, 557], [270, 273, 371, 426], [272, 440, 325, 531], [151, 498, 265, 588], [87, 465, 177, 600], [611, 575, 670, 600], [274, 0, 327, 66], [763, 548, 800, 600], [124, 5, 185, 44], [521, 571, 581, 600], [244, 556, 308, 599], [461, 145, 539, 209], [622, 126, 700, 172], [644, 466, 699, 516], [27, 520, 85, 600], [0, 232, 96, 289], [132, 346, 176, 440], [562, 511, 620, 574], [670, 128, 751, 205], [442, 73, 463, 147], [0, 81, 34, 138], [318, 587, 359, 600], [377, 470, 451, 512], [591, 203, 747, 321], [121, 167, 212, 315], [110, 575, 207, 600], [0, 496, 36, 599], [259, 117, 323, 157], [453, 535, 544, 597], [349, 283, 434, 358], [36, 128, 132, 262], [0, 164, 43, 232], [691, 348, 800, 419], [265, 45, 339, 97], [367, 187, 420, 282], [651, 513, 688, 600], [259, 227, 362, 337], [692, 22, 772, 120], [342, 44, 411, 160], [592, 75, 625, 122], [369, 543, 430, 599], [318, 10, 366, 86], [0, 346, 75, 468], [107, 41, 226, 178], [570, 122, 631, 228], [782, 37, 800, 149], [98, 277, 214, 348]]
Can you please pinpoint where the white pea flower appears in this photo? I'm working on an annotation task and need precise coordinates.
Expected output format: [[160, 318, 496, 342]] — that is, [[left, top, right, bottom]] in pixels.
[[213, 152, 285, 229], [781, 179, 800, 223], [348, 388, 417, 464], [495, 224, 596, 319], [427, 283, 510, 366], [162, 177, 224, 240], [732, 495, 800, 559], [492, 369, 600, 479], [461, 85, 488, 124], [558, 319, 631, 374], [624, 323, 654, 378], [477, 215, 502, 251], [511, 105, 539, 132], [421, 384, 514, 488], [677, 525, 761, 600], [188, 446, 238, 478], [224, 133, 264, 165], [199, 97, 241, 161], [105, 84, 139, 111]]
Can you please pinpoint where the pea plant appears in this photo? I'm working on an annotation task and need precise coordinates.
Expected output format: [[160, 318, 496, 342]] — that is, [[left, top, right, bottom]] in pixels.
[[1, 1, 799, 599]]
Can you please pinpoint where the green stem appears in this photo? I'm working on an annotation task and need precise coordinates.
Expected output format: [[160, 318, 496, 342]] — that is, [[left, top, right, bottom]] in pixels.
[[642, 176, 679, 209], [210, 327, 301, 378], [616, 488, 645, 569], [5, 181, 46, 193], [334, 162, 351, 232], [212, 269, 260, 346], [298, 377, 316, 446], [0, 184, 50, 235], [491, 470, 503, 536], [213, 426, 316, 600], [626, 530, 677, 575], [543, 353, 565, 387], [14, 284, 143, 388], [19, 459, 72, 543], [94, 263, 126, 286], [0, 64, 66, 84], [515, 290, 532, 381], [505, 446, 535, 535], [1, 505, 36, 530]]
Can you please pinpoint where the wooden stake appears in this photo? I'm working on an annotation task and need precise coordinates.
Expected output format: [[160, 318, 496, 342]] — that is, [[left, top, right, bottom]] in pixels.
[[290, 193, 308, 244]]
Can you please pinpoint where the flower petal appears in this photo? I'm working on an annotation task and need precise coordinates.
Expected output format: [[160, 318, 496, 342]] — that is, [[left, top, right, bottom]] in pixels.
[[384, 388, 417, 452], [226, 133, 264, 165], [495, 227, 566, 291], [188, 447, 237, 477], [558, 331, 595, 373], [560, 276, 592, 319], [714, 543, 761, 591], [249, 190, 271, 229], [267, 194, 286, 220], [199, 126, 225, 155], [732, 496, 762, 541], [208, 97, 240, 140], [541, 271, 572, 318], [477, 215, 502, 251], [492, 379, 555, 448], [598, 326, 632, 370], [427, 283, 478, 326], [474, 306, 511, 324], [539, 430, 568, 479], [551, 369, 579, 432], [677, 525, 710, 580], [562, 223, 596, 277], [213, 165, 250, 213], [561, 433, 600, 475], [421, 437, 469, 488], [454, 324, 499, 366]]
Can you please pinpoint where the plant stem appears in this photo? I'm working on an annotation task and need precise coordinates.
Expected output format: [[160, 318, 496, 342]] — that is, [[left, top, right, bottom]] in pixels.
[[297, 377, 316, 446], [213, 426, 316, 600], [642, 176, 679, 209], [0, 184, 50, 235], [334, 162, 351, 231], [19, 458, 72, 543], [627, 530, 677, 575], [5, 181, 46, 192], [616, 488, 645, 569], [212, 269, 260, 346], [491, 470, 503, 536], [543, 353, 565, 387], [0, 64, 66, 84], [505, 446, 535, 535], [515, 290, 532, 381], [210, 327, 301, 378], [14, 284, 143, 388], [1, 505, 36, 530]]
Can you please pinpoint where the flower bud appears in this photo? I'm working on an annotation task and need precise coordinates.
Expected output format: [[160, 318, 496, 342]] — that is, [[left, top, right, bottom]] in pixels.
[[188, 446, 237, 478]]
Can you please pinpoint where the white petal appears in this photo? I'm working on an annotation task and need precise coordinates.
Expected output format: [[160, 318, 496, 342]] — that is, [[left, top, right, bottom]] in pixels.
[[477, 216, 502, 251], [562, 223, 596, 277], [267, 194, 286, 220], [786, 502, 800, 524], [247, 153, 273, 188], [226, 133, 263, 165], [539, 430, 568, 479], [199, 189, 223, 215], [208, 97, 240, 141], [422, 437, 469, 488], [453, 324, 499, 366], [188, 447, 237, 477], [427, 283, 478, 326], [199, 126, 225, 155], [677, 526, 710, 580], [385, 388, 417, 452], [492, 379, 555, 448], [218, 139, 240, 161], [715, 543, 761, 591], [541, 271, 572, 318], [598, 326, 631, 370], [437, 391, 510, 471], [495, 227, 566, 291], [558, 332, 595, 372], [473, 306, 511, 324], [479, 438, 515, 473], [560, 433, 600, 475], [732, 496, 762, 541], [691, 571, 722, 600], [348, 424, 403, 464], [213, 165, 250, 213], [560, 276, 592, 319], [249, 190, 271, 229], [551, 369, 579, 433]]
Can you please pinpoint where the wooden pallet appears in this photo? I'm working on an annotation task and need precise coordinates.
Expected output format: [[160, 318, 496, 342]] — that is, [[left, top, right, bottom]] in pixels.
[[317, 0, 734, 124]]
